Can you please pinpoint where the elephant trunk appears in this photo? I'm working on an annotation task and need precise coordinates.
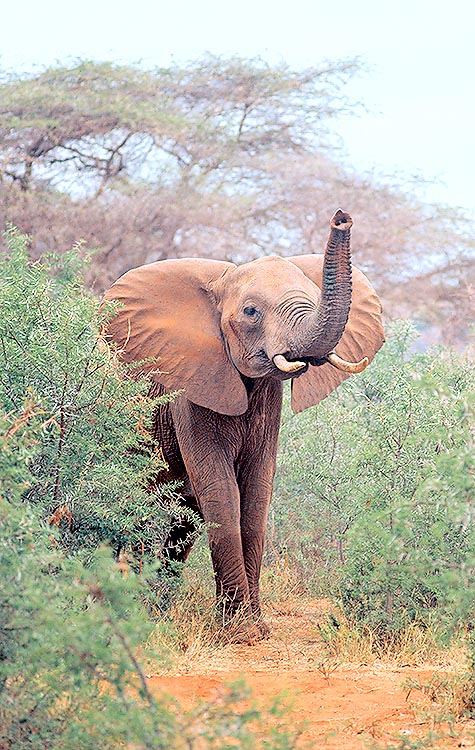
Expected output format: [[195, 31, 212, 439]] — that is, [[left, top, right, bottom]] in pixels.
[[273, 209, 369, 375], [273, 209, 368, 373], [303, 208, 353, 361]]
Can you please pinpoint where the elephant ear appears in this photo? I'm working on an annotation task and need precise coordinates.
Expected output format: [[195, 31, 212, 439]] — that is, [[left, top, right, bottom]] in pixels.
[[104, 258, 248, 416], [288, 255, 385, 414]]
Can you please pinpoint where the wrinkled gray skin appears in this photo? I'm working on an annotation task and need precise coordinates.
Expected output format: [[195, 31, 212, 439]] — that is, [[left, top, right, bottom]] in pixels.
[[106, 211, 383, 641], [152, 376, 283, 639], [157, 229, 350, 640]]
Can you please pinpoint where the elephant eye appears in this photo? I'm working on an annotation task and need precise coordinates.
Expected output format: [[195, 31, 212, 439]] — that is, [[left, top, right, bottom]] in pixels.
[[243, 305, 260, 319]]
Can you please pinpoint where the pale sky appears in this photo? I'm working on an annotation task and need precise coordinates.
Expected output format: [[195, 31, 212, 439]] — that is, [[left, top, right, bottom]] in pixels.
[[2, 0, 474, 214]]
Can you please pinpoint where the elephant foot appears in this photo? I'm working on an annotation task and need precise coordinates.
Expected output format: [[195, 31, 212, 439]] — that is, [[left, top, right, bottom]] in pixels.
[[255, 618, 271, 639], [220, 616, 271, 645]]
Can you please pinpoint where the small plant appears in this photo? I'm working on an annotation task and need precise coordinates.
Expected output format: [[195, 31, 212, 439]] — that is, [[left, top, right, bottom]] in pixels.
[[273, 321, 475, 640], [0, 227, 176, 561], [314, 651, 341, 683]]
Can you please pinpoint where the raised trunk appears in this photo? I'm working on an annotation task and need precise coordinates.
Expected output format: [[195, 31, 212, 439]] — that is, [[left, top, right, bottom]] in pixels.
[[299, 209, 353, 361]]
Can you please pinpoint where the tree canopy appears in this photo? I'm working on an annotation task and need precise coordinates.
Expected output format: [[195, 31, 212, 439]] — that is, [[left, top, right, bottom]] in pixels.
[[1, 57, 473, 344]]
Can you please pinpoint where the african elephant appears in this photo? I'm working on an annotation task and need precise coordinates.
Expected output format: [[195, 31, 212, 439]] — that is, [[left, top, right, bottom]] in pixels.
[[105, 210, 384, 640]]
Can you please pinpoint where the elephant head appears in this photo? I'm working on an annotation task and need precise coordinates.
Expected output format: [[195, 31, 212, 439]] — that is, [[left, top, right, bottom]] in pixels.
[[105, 210, 384, 413]]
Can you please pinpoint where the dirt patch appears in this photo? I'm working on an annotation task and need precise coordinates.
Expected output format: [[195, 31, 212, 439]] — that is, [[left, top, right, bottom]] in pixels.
[[147, 603, 475, 748]]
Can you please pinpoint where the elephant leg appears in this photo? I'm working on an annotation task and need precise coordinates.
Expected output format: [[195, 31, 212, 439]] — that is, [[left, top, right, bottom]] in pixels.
[[171, 399, 251, 621], [196, 477, 250, 619], [237, 457, 278, 639], [208, 516, 250, 621], [237, 380, 282, 634], [162, 494, 203, 566], [239, 480, 273, 623]]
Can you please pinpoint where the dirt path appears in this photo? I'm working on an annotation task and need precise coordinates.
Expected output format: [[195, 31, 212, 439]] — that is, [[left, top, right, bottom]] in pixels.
[[147, 602, 475, 748]]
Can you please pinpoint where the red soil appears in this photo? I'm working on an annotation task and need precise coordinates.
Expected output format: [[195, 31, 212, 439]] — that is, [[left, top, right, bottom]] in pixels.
[[147, 602, 475, 748]]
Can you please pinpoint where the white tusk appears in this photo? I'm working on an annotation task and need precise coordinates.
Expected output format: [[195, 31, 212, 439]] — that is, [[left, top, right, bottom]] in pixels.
[[326, 351, 369, 374], [273, 354, 307, 373]]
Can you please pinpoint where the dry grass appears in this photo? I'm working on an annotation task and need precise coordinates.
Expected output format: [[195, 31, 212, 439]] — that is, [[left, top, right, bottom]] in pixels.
[[312, 602, 464, 669], [144, 555, 467, 686], [145, 564, 257, 675], [261, 557, 462, 669], [405, 670, 475, 724], [260, 557, 313, 615]]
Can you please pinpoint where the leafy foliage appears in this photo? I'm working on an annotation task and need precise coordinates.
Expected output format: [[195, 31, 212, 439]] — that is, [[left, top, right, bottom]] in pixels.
[[1, 58, 473, 342], [273, 322, 475, 635], [0, 57, 360, 289], [0, 57, 358, 187], [0, 499, 153, 749], [1, 498, 303, 750], [0, 230, 302, 749], [0, 227, 174, 560]]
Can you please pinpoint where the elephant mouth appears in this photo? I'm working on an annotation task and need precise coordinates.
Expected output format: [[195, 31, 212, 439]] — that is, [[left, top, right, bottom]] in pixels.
[[270, 354, 310, 380], [249, 349, 369, 381], [247, 349, 307, 380], [272, 352, 369, 376]]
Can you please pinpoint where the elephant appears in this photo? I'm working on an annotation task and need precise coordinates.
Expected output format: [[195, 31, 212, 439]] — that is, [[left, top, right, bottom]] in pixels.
[[104, 209, 384, 640]]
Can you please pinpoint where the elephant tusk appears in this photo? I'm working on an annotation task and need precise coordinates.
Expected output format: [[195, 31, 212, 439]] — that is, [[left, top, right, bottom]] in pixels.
[[273, 354, 307, 373], [326, 351, 369, 374]]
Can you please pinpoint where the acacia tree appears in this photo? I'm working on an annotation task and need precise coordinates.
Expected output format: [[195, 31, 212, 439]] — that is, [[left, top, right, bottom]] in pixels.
[[0, 57, 358, 274], [0, 57, 473, 342]]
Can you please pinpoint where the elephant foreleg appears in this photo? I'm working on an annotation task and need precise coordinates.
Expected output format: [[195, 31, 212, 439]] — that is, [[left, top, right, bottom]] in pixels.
[[238, 473, 275, 636], [237, 381, 281, 633], [172, 399, 251, 620]]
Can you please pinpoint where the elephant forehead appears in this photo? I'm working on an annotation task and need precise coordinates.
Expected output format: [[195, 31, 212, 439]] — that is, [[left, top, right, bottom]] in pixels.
[[230, 256, 314, 296]]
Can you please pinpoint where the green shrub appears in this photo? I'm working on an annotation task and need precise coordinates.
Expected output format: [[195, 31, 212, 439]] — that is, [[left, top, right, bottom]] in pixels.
[[0, 230, 302, 750], [1, 497, 303, 750], [0, 227, 176, 560], [273, 321, 475, 636], [0, 228, 168, 746], [0, 497, 155, 749]]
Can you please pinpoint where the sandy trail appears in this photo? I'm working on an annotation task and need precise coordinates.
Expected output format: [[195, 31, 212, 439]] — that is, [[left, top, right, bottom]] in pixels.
[[147, 602, 475, 748]]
